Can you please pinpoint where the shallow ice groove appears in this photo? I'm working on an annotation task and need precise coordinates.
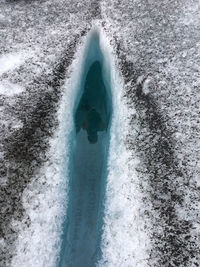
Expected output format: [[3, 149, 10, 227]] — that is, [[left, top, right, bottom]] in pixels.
[[58, 46, 112, 265], [10, 25, 150, 267]]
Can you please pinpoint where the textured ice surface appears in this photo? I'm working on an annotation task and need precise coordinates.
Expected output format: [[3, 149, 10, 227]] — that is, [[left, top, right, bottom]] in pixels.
[[100, 1, 200, 266], [0, 0, 199, 266]]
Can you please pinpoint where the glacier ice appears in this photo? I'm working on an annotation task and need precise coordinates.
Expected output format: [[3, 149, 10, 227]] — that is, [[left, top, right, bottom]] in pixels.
[[1, 0, 199, 266]]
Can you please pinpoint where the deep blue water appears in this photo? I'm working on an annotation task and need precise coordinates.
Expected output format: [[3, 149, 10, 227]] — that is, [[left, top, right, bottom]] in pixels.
[[58, 42, 112, 266]]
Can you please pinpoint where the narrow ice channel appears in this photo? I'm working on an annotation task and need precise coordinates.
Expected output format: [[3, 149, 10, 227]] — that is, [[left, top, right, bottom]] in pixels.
[[11, 28, 148, 267], [58, 32, 112, 267]]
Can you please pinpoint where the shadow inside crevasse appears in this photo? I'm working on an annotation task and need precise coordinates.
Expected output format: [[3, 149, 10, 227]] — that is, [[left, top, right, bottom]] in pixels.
[[75, 61, 110, 144]]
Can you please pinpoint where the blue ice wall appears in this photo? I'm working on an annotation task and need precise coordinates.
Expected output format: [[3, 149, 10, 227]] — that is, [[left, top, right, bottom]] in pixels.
[[58, 31, 112, 267]]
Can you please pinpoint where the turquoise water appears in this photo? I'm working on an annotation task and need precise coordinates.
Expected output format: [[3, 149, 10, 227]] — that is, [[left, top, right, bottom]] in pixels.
[[58, 56, 111, 267]]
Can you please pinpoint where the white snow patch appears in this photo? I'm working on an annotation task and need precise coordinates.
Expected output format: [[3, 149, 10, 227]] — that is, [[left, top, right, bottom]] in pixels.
[[0, 238, 6, 247], [0, 52, 29, 76], [136, 74, 145, 85], [0, 80, 25, 96], [137, 75, 152, 95], [194, 174, 200, 187], [142, 77, 151, 95], [0, 13, 7, 25]]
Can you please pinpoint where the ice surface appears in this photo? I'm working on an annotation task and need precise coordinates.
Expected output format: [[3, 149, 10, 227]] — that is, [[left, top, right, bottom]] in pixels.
[[0, 0, 199, 266], [100, 0, 200, 265]]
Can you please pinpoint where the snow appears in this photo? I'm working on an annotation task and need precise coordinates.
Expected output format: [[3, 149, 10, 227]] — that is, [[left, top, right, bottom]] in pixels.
[[100, 0, 200, 265], [142, 78, 152, 95], [0, 53, 27, 76], [0, 52, 31, 96], [137, 75, 152, 95], [0, 13, 7, 25], [0, 80, 24, 96]]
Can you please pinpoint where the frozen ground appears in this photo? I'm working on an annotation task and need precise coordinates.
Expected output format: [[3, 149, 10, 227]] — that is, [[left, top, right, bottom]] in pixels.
[[0, 0, 199, 266]]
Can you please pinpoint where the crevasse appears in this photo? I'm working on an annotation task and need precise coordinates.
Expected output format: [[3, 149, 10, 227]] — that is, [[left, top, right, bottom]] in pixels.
[[11, 27, 148, 267], [58, 30, 112, 267]]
